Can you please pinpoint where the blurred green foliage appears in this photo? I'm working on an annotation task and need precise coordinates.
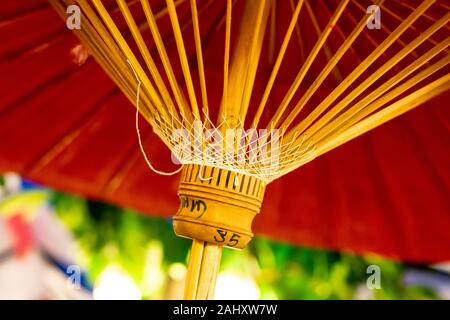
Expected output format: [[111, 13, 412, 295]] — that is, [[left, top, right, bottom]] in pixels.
[[51, 192, 438, 300]]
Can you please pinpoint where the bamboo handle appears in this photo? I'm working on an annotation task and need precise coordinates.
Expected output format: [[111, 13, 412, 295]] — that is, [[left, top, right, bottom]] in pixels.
[[184, 240, 222, 300]]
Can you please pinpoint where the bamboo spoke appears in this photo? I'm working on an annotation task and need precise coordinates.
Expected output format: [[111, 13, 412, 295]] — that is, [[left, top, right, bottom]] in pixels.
[[268, 0, 350, 128], [268, 0, 277, 65], [237, 0, 272, 125], [279, 0, 384, 131], [317, 73, 450, 156], [303, 14, 450, 141], [304, 0, 342, 82], [190, 0, 209, 120], [380, 2, 445, 51], [218, 0, 271, 127], [252, 0, 304, 129], [221, 0, 232, 121], [73, 0, 157, 121], [288, 0, 305, 64], [285, 0, 435, 141], [117, 0, 180, 123], [167, 0, 200, 119], [141, 0, 192, 123], [92, 0, 169, 122], [313, 44, 450, 145]]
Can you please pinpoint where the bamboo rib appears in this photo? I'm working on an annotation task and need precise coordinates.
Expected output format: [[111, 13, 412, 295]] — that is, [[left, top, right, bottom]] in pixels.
[[116, 0, 180, 123], [436, 1, 450, 11], [398, 0, 446, 26], [157, 0, 185, 19], [237, 0, 271, 125], [252, 0, 304, 129], [288, 0, 305, 64], [73, 0, 157, 121], [91, 0, 170, 122], [164, 0, 215, 55], [190, 0, 209, 120], [303, 14, 450, 141], [317, 73, 450, 156], [268, 0, 350, 128], [221, 0, 232, 118], [279, 0, 383, 131], [70, 0, 138, 95], [311, 38, 450, 143], [166, 0, 200, 120], [218, 0, 271, 127], [319, 54, 450, 144], [285, 0, 435, 142], [72, 0, 188, 125], [304, 0, 342, 82], [321, 2, 362, 64], [380, 2, 445, 51], [50, 0, 133, 101], [350, 0, 425, 63], [141, 0, 192, 123], [342, 4, 395, 72], [279, 68, 450, 173], [268, 0, 277, 65]]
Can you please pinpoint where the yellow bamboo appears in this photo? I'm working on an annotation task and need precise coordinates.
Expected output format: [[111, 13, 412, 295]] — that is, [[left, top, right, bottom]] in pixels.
[[304, 0, 342, 82], [268, 0, 350, 128], [380, 2, 445, 51], [141, 0, 192, 123], [289, 0, 305, 63], [218, 0, 271, 127], [92, 0, 168, 121], [53, 0, 450, 302], [351, 0, 424, 63], [279, 0, 383, 130], [318, 54, 450, 144], [184, 239, 204, 299], [190, 0, 209, 120], [252, 0, 304, 129], [221, 0, 232, 119], [183, 240, 222, 300], [397, 0, 444, 25], [285, 0, 435, 141], [268, 0, 277, 65], [303, 14, 450, 141], [73, 0, 157, 121], [166, 0, 201, 119], [237, 0, 272, 125], [116, 0, 180, 123], [195, 243, 222, 300], [317, 73, 450, 156]]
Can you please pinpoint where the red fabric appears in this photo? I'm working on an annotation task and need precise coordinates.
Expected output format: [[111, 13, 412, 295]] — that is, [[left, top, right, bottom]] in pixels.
[[0, 1, 449, 263]]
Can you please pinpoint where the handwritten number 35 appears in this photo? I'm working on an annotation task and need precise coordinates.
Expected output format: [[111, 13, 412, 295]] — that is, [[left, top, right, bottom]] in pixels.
[[214, 229, 240, 247]]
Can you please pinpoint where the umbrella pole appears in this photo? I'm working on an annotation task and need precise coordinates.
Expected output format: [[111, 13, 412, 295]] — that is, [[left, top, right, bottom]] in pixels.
[[184, 240, 222, 300]]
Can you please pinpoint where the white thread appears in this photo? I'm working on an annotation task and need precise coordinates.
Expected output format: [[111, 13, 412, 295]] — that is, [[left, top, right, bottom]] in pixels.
[[125, 59, 317, 183], [198, 164, 212, 181], [234, 173, 239, 188], [127, 60, 183, 176]]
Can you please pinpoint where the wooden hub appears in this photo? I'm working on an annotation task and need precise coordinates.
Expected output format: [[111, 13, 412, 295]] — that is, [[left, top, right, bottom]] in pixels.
[[173, 164, 266, 249]]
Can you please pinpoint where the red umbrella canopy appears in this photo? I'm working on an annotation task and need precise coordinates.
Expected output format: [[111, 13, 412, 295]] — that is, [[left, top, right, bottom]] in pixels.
[[0, 0, 449, 263]]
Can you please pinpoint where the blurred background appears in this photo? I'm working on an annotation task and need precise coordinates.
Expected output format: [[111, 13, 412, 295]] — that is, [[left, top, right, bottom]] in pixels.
[[1, 172, 449, 300]]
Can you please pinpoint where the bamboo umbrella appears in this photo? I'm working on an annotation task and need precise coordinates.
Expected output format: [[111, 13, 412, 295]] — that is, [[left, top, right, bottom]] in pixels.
[[6, 0, 450, 299], [46, 0, 450, 299]]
